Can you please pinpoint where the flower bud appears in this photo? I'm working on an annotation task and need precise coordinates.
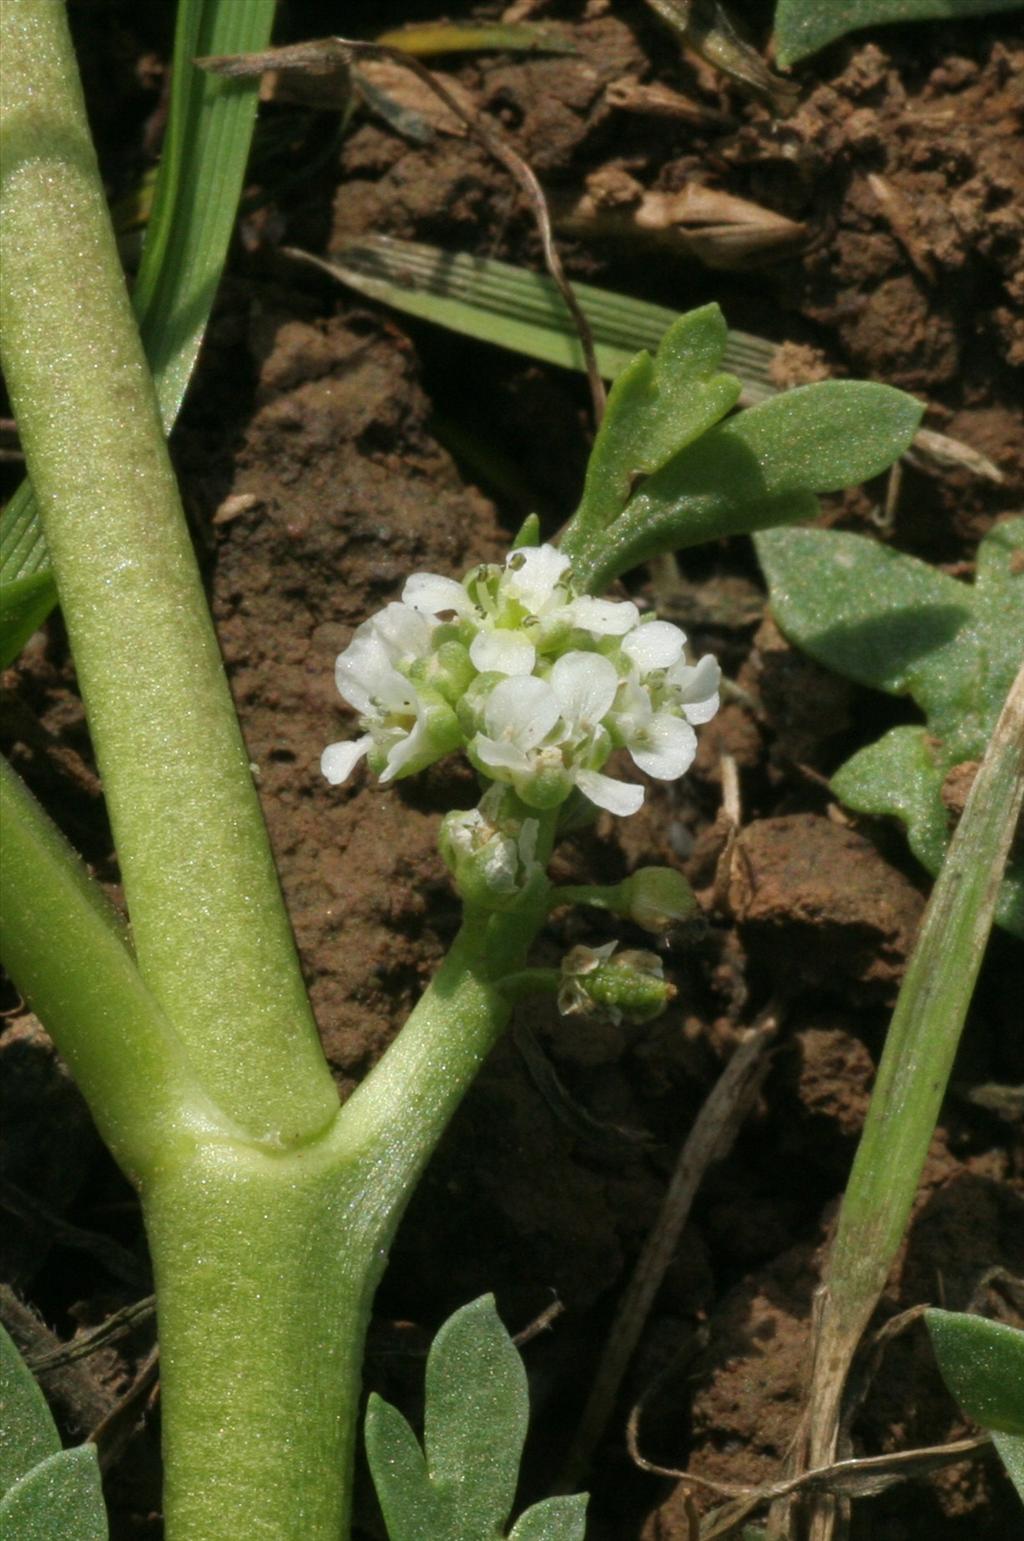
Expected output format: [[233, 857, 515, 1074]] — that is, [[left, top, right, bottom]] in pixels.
[[439, 787, 545, 912], [620, 867, 699, 933], [557, 943, 674, 1025]]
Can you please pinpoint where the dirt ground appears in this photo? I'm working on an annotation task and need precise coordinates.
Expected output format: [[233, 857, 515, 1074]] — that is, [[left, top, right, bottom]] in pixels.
[[2, 2, 1023, 1537]]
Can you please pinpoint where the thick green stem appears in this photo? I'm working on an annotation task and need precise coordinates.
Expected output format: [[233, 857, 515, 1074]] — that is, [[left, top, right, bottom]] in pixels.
[[0, 0, 336, 1143], [142, 1128, 375, 1541], [147, 901, 547, 1540]]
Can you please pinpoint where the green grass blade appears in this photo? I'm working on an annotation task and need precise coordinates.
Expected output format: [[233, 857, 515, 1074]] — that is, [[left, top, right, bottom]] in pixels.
[[293, 236, 779, 398], [0, 0, 274, 650], [798, 658, 1024, 1489]]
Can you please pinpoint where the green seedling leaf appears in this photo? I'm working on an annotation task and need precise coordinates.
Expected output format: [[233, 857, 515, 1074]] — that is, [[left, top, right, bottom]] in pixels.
[[756, 518, 1024, 934], [366, 1295, 588, 1541], [0, 0, 274, 656], [0, 1323, 107, 1538], [508, 1494, 589, 1540], [926, 1311, 1024, 1437], [573, 304, 741, 533], [0, 1446, 107, 1541], [774, 0, 1024, 68], [567, 380, 922, 590]]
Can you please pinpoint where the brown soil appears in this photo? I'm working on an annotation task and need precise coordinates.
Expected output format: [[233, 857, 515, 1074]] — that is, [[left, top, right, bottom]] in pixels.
[[2, 4, 1023, 1539]]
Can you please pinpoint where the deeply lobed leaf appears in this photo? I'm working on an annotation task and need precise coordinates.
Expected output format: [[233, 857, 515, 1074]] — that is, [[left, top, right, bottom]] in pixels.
[[757, 517, 1024, 934], [366, 1296, 588, 1541]]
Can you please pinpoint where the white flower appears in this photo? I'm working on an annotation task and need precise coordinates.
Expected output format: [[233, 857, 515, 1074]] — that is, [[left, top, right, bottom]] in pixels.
[[470, 651, 643, 815], [322, 601, 456, 785], [324, 543, 719, 815]]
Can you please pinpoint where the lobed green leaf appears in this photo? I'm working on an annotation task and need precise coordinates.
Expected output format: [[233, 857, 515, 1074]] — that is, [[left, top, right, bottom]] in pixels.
[[757, 517, 1024, 934], [508, 1493, 589, 1540], [424, 1295, 528, 1535], [365, 1393, 444, 1541], [367, 1295, 588, 1541], [774, 0, 1024, 68], [0, 1324, 107, 1537], [0, 1446, 107, 1540], [571, 304, 740, 534], [571, 380, 921, 591], [928, 1309, 1024, 1503], [1, 1322, 59, 1494]]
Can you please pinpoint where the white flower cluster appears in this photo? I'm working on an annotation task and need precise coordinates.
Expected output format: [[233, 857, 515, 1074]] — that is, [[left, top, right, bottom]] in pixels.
[[322, 544, 719, 817]]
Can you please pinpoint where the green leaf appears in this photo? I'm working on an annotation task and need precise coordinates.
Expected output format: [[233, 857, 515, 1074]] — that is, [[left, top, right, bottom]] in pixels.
[[573, 304, 741, 533], [365, 1394, 444, 1541], [424, 1295, 528, 1535], [0, 571, 57, 670], [774, 0, 1024, 68], [367, 1295, 588, 1541], [1, 1322, 59, 1493], [508, 1493, 589, 1540], [0, 0, 274, 637], [757, 518, 1024, 934], [568, 380, 922, 590], [0, 1446, 107, 1541], [926, 1311, 1024, 1437], [993, 1434, 1024, 1502], [0, 1324, 107, 1538]]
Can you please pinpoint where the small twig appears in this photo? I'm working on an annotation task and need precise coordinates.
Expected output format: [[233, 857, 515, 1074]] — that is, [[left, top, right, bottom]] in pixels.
[[199, 38, 606, 425], [0, 1285, 116, 1437], [627, 1412, 991, 1520], [557, 1000, 781, 1489], [88, 1344, 160, 1474], [27, 1294, 157, 1372], [512, 1293, 565, 1349]]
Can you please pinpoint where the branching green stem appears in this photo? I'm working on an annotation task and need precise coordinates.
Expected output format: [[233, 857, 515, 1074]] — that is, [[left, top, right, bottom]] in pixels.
[[0, 0, 335, 1145]]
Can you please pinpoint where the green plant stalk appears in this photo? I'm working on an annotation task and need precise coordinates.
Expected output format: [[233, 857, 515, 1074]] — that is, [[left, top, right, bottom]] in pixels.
[[0, 0, 335, 1143], [0, 0, 275, 601], [2, 732, 555, 1538], [137, 902, 547, 1539], [794, 657, 1024, 1532]]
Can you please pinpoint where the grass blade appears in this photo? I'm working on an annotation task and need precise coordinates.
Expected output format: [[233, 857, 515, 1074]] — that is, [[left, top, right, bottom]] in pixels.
[[0, 0, 274, 656], [290, 236, 779, 398], [792, 657, 1024, 1536]]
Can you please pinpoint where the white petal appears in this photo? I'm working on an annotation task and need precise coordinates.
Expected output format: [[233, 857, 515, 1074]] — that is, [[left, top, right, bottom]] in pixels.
[[502, 544, 571, 613], [683, 691, 719, 726], [576, 768, 645, 816], [402, 572, 472, 618], [484, 675, 560, 749], [668, 652, 721, 700], [472, 735, 532, 776], [549, 651, 619, 728], [570, 597, 639, 636], [622, 621, 687, 673], [321, 735, 371, 785], [379, 715, 432, 783], [372, 601, 433, 661], [336, 630, 407, 714], [628, 714, 697, 780], [470, 629, 536, 676]]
